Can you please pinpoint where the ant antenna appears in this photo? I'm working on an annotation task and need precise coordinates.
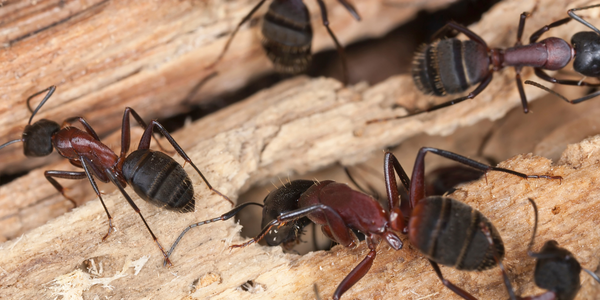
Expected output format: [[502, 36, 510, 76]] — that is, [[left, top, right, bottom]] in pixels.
[[0, 86, 57, 151], [27, 86, 56, 125], [0, 139, 25, 151], [568, 4, 600, 35], [526, 198, 540, 256]]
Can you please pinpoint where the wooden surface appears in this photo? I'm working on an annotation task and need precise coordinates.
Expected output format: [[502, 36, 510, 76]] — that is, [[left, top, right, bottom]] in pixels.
[[0, 0, 455, 175], [2, 122, 600, 299], [2, 0, 600, 299], [0, 0, 598, 247]]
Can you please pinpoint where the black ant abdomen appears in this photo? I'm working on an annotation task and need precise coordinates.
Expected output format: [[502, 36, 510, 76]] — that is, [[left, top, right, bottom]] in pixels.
[[410, 196, 504, 272], [261, 179, 314, 247], [262, 0, 313, 74], [413, 39, 489, 96], [122, 149, 195, 213]]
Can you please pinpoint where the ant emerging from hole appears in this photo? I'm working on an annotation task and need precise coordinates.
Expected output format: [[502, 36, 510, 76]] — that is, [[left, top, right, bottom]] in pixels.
[[368, 4, 600, 124], [207, 0, 360, 83], [0, 86, 233, 266], [482, 198, 600, 300], [167, 147, 561, 299]]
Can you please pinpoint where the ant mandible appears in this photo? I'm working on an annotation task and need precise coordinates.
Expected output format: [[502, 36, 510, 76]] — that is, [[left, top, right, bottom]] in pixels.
[[167, 147, 561, 299], [368, 4, 600, 123], [207, 0, 361, 84], [0, 86, 233, 266], [482, 198, 600, 300]]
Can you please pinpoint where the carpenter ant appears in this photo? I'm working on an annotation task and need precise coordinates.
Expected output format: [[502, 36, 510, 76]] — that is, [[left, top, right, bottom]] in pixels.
[[207, 0, 361, 83], [484, 198, 600, 300], [0, 86, 233, 266], [525, 4, 600, 104], [382, 149, 559, 300], [368, 5, 600, 123], [169, 146, 560, 299]]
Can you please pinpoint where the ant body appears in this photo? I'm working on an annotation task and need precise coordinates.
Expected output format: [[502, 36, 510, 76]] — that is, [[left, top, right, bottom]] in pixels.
[[168, 147, 560, 299], [368, 4, 600, 123], [208, 0, 360, 83], [483, 198, 600, 300], [0, 86, 232, 265], [525, 4, 600, 104]]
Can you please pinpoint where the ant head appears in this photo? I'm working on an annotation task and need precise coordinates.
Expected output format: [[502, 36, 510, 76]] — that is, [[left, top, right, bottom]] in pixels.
[[0, 86, 59, 157], [572, 31, 600, 77], [22, 119, 60, 157], [527, 198, 582, 300], [261, 180, 315, 247], [532, 241, 581, 300]]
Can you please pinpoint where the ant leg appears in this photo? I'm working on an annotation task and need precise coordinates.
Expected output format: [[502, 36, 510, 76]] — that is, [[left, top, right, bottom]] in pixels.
[[525, 80, 600, 104], [102, 167, 173, 266], [480, 222, 517, 300], [431, 22, 487, 47], [366, 72, 493, 123], [63, 117, 101, 141], [26, 86, 56, 123], [332, 237, 378, 300], [77, 159, 117, 242], [166, 202, 263, 263], [409, 147, 562, 209], [515, 66, 530, 113], [321, 224, 358, 246], [529, 17, 571, 43], [44, 170, 87, 207], [429, 261, 478, 300], [533, 68, 600, 87], [315, 0, 350, 85], [384, 152, 411, 232], [515, 12, 531, 46], [335, 0, 361, 20], [206, 0, 268, 69], [568, 4, 600, 34], [119, 107, 171, 160], [136, 120, 234, 206], [231, 204, 356, 249]]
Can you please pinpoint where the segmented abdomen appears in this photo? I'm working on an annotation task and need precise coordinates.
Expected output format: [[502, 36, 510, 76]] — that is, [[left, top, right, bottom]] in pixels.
[[122, 149, 195, 213], [412, 39, 489, 96], [261, 0, 313, 74]]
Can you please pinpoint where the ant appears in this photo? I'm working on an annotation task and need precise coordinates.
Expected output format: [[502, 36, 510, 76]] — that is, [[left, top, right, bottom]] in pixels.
[[207, 0, 361, 83], [368, 4, 600, 124], [525, 4, 600, 104], [167, 147, 561, 299], [482, 198, 600, 300], [0, 86, 233, 266]]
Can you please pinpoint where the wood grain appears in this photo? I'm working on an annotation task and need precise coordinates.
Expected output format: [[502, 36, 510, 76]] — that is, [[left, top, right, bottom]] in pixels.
[[0, 0, 455, 175], [2, 0, 600, 299]]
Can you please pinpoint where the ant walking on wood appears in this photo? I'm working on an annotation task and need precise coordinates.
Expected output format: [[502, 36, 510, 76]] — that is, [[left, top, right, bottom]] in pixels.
[[0, 86, 233, 265]]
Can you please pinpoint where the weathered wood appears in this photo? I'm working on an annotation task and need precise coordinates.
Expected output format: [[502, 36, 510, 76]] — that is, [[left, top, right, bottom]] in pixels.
[[2, 0, 600, 299], [1, 0, 598, 245], [2, 121, 600, 299], [0, 0, 455, 175]]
